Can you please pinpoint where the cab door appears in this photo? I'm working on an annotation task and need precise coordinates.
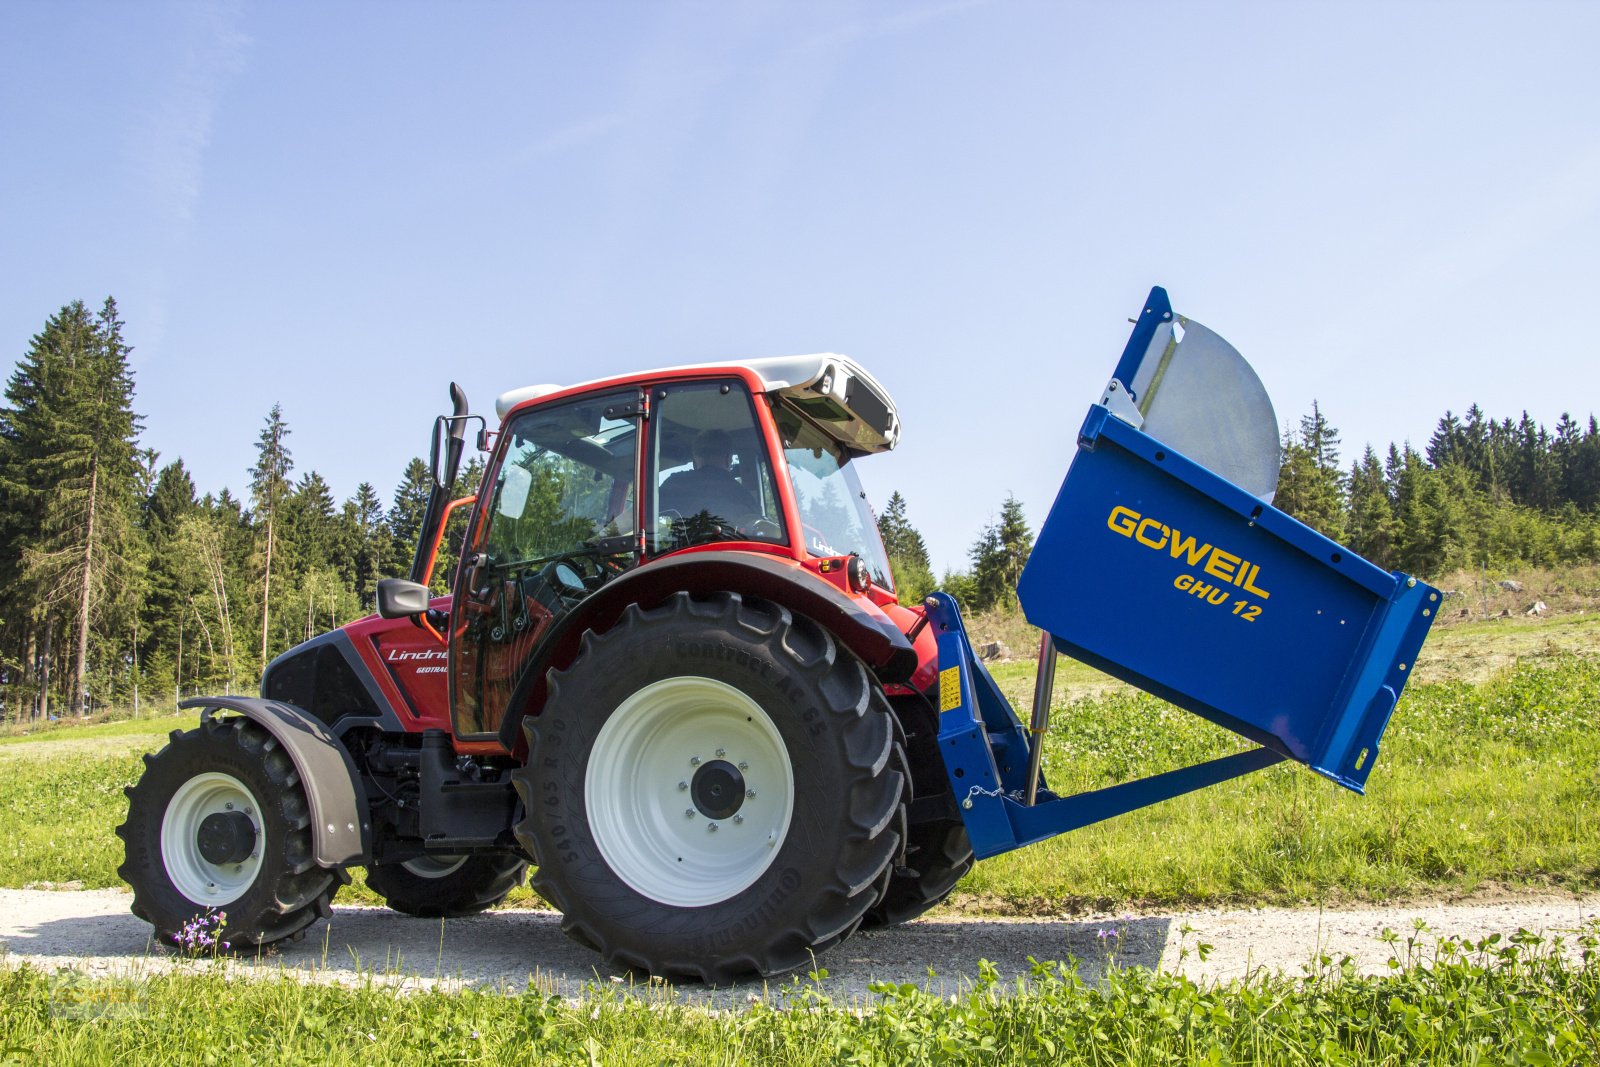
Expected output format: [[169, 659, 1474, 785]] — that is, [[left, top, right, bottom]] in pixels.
[[449, 389, 642, 739]]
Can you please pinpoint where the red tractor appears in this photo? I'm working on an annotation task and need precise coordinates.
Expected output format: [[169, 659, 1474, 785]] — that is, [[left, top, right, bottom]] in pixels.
[[122, 354, 957, 981], [119, 290, 1438, 982]]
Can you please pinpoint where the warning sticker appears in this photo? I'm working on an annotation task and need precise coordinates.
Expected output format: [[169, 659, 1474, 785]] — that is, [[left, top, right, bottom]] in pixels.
[[939, 666, 962, 712]]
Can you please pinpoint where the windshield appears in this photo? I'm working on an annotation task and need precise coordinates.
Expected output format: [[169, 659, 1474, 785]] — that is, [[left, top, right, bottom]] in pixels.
[[774, 401, 894, 591]]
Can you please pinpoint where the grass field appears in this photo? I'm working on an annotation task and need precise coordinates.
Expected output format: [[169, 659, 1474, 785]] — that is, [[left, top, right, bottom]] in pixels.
[[3, 922, 1596, 1065], [0, 611, 1596, 913], [1, 606, 1596, 1063]]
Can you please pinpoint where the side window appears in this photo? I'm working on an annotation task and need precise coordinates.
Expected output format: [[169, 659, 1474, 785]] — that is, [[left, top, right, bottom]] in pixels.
[[450, 391, 638, 738], [485, 404, 637, 562], [649, 380, 786, 553]]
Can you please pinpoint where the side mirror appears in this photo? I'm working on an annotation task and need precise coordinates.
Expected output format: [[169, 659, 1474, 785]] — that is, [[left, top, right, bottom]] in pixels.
[[376, 577, 432, 619]]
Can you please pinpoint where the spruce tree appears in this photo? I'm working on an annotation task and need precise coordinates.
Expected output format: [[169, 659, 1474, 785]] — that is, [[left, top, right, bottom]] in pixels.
[[875, 491, 936, 604], [968, 495, 1033, 613], [1274, 402, 1347, 544], [388, 457, 432, 575], [250, 404, 293, 671], [1346, 447, 1396, 570], [139, 459, 199, 699], [5, 299, 142, 716], [344, 481, 387, 607]]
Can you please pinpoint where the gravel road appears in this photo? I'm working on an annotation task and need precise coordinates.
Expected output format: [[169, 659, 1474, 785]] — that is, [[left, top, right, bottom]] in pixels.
[[2, 888, 1593, 1006]]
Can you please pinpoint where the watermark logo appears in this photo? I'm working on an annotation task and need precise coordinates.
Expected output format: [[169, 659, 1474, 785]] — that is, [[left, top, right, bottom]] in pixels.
[[46, 973, 149, 1020]]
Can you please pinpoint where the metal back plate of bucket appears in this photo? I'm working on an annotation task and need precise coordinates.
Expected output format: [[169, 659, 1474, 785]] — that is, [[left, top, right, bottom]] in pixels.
[[1017, 405, 1438, 792]]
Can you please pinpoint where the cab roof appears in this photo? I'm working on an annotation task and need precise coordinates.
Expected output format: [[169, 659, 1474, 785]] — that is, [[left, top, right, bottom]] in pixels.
[[494, 353, 900, 454]]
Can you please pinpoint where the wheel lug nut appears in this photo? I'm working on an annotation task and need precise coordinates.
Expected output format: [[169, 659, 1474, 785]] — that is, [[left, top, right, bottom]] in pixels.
[[715, 748, 726, 758], [707, 823, 718, 833], [684, 809, 695, 818], [733, 815, 744, 825], [689, 756, 701, 766], [746, 789, 757, 799], [225, 802, 234, 810], [678, 780, 688, 791], [738, 761, 748, 771]]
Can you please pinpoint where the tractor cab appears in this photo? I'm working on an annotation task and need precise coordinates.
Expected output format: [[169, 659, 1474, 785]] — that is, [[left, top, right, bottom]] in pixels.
[[438, 356, 906, 741]]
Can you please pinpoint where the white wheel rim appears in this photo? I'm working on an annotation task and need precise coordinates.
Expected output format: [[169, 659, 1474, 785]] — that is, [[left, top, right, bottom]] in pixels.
[[586, 676, 794, 907], [401, 855, 469, 879], [160, 772, 266, 906]]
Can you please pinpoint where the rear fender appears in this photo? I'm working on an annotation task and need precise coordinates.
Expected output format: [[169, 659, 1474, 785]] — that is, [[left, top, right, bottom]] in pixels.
[[179, 696, 373, 867], [494, 550, 918, 752]]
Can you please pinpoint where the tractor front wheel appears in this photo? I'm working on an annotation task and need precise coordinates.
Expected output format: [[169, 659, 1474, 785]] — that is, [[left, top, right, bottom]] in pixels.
[[513, 592, 907, 983], [117, 715, 344, 950]]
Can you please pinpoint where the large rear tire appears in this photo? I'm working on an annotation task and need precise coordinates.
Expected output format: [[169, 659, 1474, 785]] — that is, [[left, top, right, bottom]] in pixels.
[[116, 715, 344, 950], [863, 695, 974, 927], [365, 854, 527, 918], [512, 592, 906, 983]]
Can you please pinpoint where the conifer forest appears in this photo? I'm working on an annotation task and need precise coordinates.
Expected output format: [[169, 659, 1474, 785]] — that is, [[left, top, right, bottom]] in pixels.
[[4, 298, 1599, 722]]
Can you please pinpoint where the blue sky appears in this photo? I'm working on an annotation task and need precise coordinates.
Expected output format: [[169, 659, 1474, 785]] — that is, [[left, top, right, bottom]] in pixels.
[[3, 1, 1597, 573]]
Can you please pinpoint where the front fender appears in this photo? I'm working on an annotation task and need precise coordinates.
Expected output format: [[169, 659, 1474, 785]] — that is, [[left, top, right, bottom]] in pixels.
[[179, 696, 372, 867]]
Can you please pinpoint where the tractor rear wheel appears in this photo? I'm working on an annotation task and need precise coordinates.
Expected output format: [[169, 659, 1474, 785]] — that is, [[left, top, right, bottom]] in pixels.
[[863, 696, 974, 927], [863, 819, 974, 927], [117, 715, 344, 950], [365, 854, 527, 918], [513, 592, 907, 984]]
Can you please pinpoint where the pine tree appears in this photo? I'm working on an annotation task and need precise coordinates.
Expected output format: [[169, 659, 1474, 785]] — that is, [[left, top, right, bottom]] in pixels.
[[968, 495, 1033, 613], [875, 491, 935, 604], [1346, 447, 1396, 570], [5, 299, 142, 716], [250, 404, 293, 671], [1426, 411, 1464, 468], [139, 459, 199, 700], [388, 457, 432, 576], [342, 481, 387, 608], [282, 471, 337, 575], [1274, 402, 1347, 543]]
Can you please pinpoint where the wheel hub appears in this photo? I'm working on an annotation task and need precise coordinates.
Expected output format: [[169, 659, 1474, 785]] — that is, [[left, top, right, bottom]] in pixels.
[[160, 771, 267, 906], [196, 811, 257, 865], [691, 760, 745, 820]]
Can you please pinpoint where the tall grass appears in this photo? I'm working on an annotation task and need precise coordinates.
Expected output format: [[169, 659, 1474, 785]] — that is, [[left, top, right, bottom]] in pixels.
[[3, 923, 1596, 1065]]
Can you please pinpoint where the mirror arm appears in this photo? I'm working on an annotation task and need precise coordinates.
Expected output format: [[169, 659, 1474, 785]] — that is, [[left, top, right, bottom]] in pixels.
[[419, 495, 478, 589]]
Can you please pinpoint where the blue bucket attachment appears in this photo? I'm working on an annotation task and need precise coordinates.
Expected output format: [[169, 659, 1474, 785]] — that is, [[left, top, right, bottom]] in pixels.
[[1017, 405, 1438, 792], [933, 287, 1438, 860]]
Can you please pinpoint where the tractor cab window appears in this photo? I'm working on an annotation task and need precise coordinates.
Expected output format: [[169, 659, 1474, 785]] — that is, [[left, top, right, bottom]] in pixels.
[[774, 401, 895, 591], [451, 391, 639, 738], [484, 394, 638, 569], [649, 380, 786, 553]]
